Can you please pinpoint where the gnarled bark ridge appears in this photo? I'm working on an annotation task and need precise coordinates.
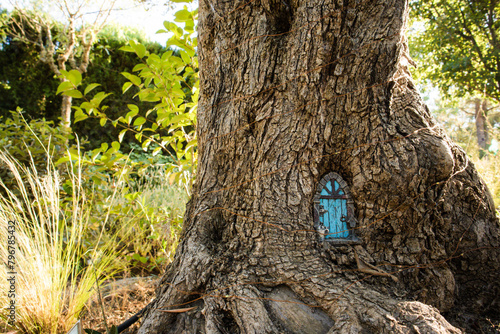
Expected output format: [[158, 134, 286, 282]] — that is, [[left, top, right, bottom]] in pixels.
[[139, 0, 500, 333]]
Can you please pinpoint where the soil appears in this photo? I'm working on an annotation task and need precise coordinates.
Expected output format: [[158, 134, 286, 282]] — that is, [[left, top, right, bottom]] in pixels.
[[81, 276, 157, 334], [80, 276, 500, 334], [2, 275, 498, 333]]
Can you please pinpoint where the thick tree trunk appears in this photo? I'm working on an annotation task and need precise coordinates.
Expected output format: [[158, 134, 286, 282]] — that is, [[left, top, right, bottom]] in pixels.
[[139, 0, 500, 333]]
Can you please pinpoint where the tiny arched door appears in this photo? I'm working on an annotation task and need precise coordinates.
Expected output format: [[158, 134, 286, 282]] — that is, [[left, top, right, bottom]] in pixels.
[[319, 179, 349, 239]]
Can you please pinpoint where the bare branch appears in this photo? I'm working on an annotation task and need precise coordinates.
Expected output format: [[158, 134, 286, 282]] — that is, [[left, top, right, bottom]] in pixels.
[[4, 0, 118, 125]]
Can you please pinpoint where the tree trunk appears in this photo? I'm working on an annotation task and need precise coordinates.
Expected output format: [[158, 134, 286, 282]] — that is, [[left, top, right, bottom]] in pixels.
[[139, 0, 500, 333], [474, 98, 489, 151], [61, 94, 72, 128]]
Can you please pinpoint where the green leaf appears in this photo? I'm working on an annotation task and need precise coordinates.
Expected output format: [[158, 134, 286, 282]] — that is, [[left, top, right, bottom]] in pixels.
[[119, 45, 134, 52], [152, 146, 162, 156], [134, 117, 146, 126], [122, 82, 133, 94], [130, 40, 147, 58], [125, 109, 138, 124], [140, 93, 160, 102], [92, 92, 111, 108], [111, 141, 120, 151], [74, 109, 89, 123], [56, 81, 74, 95], [180, 50, 191, 64], [133, 64, 147, 72], [170, 113, 189, 124], [142, 139, 152, 151], [63, 89, 83, 98], [67, 70, 82, 86], [163, 21, 182, 36], [121, 72, 141, 86], [132, 253, 149, 264], [128, 104, 139, 113], [174, 9, 192, 23], [55, 156, 70, 165], [100, 118, 107, 127], [118, 129, 127, 143], [84, 83, 101, 95], [80, 102, 93, 111]]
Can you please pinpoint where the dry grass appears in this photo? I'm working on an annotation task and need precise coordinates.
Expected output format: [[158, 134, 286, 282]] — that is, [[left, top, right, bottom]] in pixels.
[[470, 152, 500, 210], [81, 276, 157, 334], [0, 150, 125, 333]]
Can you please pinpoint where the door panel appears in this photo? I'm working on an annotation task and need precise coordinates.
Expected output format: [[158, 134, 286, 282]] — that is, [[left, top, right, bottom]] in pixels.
[[320, 197, 349, 239]]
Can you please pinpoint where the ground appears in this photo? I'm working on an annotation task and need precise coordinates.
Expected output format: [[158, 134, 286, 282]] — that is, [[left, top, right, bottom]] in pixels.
[[79, 275, 500, 334], [2, 275, 498, 333], [81, 276, 156, 334]]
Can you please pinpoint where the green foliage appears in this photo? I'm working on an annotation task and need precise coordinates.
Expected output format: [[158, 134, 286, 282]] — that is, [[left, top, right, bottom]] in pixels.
[[0, 109, 71, 162], [0, 109, 74, 196], [74, 27, 167, 149], [108, 172, 187, 273], [0, 32, 62, 121], [59, 6, 199, 192], [51, 127, 187, 274], [410, 0, 500, 102], [0, 11, 168, 148], [0, 3, 195, 332], [53, 8, 198, 276]]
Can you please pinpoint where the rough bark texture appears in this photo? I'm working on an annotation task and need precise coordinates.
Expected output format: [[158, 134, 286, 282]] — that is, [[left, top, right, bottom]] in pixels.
[[139, 0, 500, 333], [474, 99, 489, 150], [61, 94, 73, 128]]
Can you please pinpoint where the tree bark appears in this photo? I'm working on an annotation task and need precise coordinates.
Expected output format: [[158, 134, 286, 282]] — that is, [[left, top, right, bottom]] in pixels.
[[139, 0, 500, 333], [474, 98, 489, 151], [61, 94, 73, 128]]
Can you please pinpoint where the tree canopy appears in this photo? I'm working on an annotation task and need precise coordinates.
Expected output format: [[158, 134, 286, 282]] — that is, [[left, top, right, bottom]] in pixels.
[[410, 0, 500, 102]]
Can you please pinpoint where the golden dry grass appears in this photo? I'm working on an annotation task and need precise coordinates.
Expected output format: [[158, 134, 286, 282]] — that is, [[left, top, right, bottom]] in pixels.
[[0, 150, 124, 333]]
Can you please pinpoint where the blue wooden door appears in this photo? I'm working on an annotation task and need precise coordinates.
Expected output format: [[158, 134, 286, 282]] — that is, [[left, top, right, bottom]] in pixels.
[[319, 180, 349, 239]]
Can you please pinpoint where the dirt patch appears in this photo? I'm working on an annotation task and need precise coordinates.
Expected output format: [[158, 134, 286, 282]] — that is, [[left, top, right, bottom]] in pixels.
[[81, 276, 157, 334]]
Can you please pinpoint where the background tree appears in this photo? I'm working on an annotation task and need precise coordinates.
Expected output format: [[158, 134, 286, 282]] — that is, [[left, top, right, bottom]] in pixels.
[[0, 26, 61, 121], [0, 17, 166, 149], [2, 0, 117, 127], [410, 0, 500, 151], [138, 0, 499, 333]]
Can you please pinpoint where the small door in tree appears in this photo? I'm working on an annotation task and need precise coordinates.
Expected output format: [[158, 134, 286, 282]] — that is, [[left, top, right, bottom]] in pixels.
[[313, 172, 359, 243], [319, 180, 349, 238]]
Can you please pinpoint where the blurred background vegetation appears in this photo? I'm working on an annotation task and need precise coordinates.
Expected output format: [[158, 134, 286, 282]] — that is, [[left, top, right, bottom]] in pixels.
[[0, 0, 498, 333], [409, 0, 500, 208]]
